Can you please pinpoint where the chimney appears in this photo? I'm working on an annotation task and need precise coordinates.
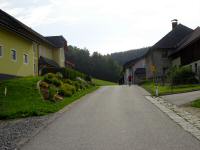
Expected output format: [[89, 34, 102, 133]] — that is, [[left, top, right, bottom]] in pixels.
[[171, 19, 178, 29]]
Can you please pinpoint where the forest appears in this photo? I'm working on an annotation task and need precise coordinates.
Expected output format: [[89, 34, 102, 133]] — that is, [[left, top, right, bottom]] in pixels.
[[66, 46, 149, 82], [66, 46, 122, 82]]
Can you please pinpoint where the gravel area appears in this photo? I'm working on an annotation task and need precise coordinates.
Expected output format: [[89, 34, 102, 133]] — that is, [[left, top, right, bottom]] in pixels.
[[0, 116, 50, 150], [181, 105, 200, 119]]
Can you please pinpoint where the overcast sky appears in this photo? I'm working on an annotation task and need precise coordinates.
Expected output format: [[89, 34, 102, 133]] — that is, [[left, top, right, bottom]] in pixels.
[[1, 0, 200, 54]]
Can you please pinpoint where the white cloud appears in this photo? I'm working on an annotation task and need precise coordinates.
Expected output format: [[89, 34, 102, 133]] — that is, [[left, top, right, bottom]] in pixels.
[[0, 0, 200, 54]]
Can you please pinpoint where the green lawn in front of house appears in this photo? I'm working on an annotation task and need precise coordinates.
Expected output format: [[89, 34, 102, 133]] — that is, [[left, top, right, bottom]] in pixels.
[[0, 77, 98, 119]]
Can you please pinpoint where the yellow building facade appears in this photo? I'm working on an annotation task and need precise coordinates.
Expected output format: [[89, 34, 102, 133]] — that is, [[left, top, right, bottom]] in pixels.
[[0, 28, 36, 77], [0, 9, 67, 79]]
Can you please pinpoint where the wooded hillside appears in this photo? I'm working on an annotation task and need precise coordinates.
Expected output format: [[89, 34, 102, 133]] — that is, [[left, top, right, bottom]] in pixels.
[[66, 46, 122, 82], [110, 47, 149, 65], [66, 46, 149, 82]]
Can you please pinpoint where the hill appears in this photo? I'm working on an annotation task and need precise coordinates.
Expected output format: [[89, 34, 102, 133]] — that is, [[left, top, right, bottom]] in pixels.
[[110, 47, 150, 65]]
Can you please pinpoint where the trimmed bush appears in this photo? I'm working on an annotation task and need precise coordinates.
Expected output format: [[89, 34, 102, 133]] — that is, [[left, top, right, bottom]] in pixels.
[[58, 83, 76, 97], [44, 73, 62, 87], [41, 67, 86, 80]]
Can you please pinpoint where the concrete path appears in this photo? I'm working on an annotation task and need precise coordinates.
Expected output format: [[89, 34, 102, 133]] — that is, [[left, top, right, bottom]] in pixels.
[[22, 86, 200, 150], [161, 90, 200, 106]]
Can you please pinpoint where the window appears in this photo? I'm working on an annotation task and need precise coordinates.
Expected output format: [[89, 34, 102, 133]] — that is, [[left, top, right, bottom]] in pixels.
[[24, 54, 28, 64], [11, 49, 17, 61], [0, 45, 3, 57]]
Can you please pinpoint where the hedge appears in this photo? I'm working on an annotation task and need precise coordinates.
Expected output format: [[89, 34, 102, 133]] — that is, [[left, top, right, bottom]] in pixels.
[[41, 67, 87, 80]]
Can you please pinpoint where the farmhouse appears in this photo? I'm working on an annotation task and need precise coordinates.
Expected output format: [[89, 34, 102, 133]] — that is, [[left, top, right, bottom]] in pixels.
[[145, 20, 193, 79], [123, 20, 199, 84], [170, 27, 200, 77], [123, 48, 149, 84]]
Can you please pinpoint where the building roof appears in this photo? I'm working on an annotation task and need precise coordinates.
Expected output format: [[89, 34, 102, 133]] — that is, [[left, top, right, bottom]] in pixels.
[[0, 9, 67, 49], [123, 48, 150, 69], [45, 36, 67, 48], [152, 24, 193, 49], [169, 27, 200, 56]]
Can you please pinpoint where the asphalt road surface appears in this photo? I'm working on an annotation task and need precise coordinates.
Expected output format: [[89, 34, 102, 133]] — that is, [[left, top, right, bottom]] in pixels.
[[22, 86, 200, 150]]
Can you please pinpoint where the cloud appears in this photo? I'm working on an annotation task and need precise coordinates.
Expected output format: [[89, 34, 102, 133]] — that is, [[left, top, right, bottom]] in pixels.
[[0, 0, 200, 54]]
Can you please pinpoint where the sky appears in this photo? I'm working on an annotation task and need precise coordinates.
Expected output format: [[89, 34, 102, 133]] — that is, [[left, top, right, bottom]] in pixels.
[[0, 0, 200, 54]]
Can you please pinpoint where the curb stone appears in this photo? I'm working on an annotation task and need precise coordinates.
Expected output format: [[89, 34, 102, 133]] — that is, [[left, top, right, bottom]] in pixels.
[[145, 96, 200, 141]]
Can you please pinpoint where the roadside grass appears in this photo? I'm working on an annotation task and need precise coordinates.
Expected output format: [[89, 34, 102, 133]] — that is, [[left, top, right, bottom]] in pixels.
[[92, 78, 117, 86], [0, 77, 98, 119], [191, 99, 200, 108], [141, 81, 200, 96]]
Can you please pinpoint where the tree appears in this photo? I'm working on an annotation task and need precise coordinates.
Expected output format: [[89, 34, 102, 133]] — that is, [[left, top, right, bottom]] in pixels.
[[65, 46, 122, 82]]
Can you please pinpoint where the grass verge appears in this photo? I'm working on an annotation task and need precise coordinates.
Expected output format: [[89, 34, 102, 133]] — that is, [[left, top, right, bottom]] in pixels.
[[0, 77, 98, 119], [191, 99, 200, 108], [141, 81, 200, 96], [92, 78, 117, 86]]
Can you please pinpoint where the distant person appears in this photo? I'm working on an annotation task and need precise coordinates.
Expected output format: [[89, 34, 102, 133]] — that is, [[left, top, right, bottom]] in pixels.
[[128, 75, 132, 86]]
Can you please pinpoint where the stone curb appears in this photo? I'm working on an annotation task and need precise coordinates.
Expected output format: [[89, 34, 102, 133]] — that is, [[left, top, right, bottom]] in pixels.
[[145, 96, 200, 141]]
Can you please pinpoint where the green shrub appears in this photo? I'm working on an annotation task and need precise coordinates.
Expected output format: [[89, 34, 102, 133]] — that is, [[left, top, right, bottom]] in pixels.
[[52, 78, 62, 87], [58, 88, 72, 97], [63, 79, 73, 85], [46, 73, 55, 79], [43, 73, 62, 87], [43, 73, 55, 84], [84, 83, 90, 88], [73, 81, 81, 91], [56, 72, 63, 80], [49, 86, 57, 100], [42, 67, 87, 80], [58, 83, 76, 97], [85, 75, 92, 82], [168, 66, 199, 85]]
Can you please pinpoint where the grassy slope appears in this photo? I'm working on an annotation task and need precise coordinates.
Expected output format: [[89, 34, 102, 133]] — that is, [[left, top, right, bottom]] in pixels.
[[141, 81, 200, 96], [92, 78, 117, 86], [0, 77, 98, 119]]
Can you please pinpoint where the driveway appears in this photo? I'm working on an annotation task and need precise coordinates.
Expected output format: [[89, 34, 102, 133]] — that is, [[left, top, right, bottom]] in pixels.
[[22, 86, 200, 150], [161, 90, 200, 106]]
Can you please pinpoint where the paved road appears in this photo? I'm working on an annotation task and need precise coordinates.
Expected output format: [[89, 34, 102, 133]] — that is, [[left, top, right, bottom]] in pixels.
[[161, 90, 200, 106], [22, 86, 200, 150]]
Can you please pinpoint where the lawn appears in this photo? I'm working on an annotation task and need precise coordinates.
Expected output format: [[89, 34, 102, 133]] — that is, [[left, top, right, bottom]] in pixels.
[[92, 78, 117, 86], [141, 81, 200, 96], [0, 77, 98, 119]]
